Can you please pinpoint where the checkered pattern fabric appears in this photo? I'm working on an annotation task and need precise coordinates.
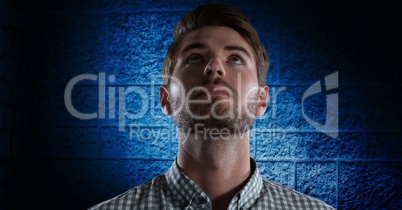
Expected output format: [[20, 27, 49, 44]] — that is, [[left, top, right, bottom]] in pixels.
[[88, 159, 335, 210]]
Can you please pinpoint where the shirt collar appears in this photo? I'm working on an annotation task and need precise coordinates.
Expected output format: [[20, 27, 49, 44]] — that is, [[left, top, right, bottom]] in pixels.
[[165, 159, 209, 208], [165, 158, 263, 209], [237, 159, 263, 209]]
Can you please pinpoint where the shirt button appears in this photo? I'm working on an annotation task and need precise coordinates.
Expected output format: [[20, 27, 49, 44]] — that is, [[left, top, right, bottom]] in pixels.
[[198, 196, 207, 204]]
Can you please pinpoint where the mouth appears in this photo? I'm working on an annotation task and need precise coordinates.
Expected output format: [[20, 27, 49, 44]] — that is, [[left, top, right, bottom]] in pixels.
[[191, 84, 231, 99], [205, 84, 231, 97]]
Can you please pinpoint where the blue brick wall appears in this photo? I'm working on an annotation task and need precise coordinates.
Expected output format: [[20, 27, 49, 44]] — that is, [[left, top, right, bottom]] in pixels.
[[1, 0, 402, 209]]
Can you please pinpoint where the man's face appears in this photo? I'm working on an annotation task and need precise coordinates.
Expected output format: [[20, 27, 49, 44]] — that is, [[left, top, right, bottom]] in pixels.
[[161, 26, 268, 136]]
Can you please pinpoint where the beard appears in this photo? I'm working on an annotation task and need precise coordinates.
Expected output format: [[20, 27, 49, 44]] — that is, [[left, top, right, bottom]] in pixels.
[[169, 78, 259, 137]]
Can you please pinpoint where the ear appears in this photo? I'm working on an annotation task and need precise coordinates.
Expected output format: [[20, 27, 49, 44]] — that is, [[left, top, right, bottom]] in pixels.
[[255, 85, 269, 118], [159, 85, 172, 116]]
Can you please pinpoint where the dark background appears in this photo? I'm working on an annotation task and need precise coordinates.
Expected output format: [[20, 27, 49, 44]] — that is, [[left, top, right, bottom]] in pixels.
[[1, 0, 401, 209]]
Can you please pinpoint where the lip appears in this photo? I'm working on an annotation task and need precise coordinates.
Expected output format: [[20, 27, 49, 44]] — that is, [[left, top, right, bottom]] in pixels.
[[202, 84, 231, 98]]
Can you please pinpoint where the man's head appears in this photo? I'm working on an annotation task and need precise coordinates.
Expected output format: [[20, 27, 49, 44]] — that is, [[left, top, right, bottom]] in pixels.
[[159, 4, 269, 138], [162, 4, 269, 86]]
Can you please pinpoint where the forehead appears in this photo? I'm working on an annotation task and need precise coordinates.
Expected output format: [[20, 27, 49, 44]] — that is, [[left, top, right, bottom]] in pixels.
[[177, 26, 254, 53]]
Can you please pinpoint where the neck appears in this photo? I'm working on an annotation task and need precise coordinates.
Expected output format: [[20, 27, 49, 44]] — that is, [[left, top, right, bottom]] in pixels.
[[177, 131, 252, 209]]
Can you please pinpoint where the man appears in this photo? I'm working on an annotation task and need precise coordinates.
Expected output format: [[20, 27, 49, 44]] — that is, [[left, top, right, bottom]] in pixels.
[[89, 4, 335, 210]]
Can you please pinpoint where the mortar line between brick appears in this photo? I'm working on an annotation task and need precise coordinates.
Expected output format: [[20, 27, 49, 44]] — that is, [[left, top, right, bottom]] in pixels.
[[39, 155, 175, 161], [34, 7, 398, 17], [277, 9, 281, 85], [105, 14, 110, 75], [253, 130, 257, 159], [37, 157, 402, 165], [34, 83, 402, 87], [255, 158, 402, 162], [38, 156, 402, 162], [336, 160, 339, 209], [293, 160, 297, 190]]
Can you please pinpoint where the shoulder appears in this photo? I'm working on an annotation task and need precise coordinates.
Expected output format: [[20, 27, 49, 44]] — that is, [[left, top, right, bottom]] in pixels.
[[87, 175, 168, 210], [257, 179, 336, 210]]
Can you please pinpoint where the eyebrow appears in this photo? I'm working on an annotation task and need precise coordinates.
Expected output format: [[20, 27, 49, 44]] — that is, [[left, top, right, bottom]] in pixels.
[[178, 42, 252, 59], [224, 45, 252, 59], [178, 43, 206, 57]]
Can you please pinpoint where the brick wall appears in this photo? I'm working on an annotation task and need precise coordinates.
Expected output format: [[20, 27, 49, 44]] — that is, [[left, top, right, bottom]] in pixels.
[[1, 0, 401, 209]]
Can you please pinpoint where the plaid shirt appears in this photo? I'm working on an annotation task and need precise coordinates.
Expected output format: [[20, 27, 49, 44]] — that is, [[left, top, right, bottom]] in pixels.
[[88, 159, 335, 210]]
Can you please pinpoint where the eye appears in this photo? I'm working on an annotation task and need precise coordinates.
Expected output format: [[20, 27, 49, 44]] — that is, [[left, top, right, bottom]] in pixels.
[[228, 56, 243, 64], [187, 54, 202, 64]]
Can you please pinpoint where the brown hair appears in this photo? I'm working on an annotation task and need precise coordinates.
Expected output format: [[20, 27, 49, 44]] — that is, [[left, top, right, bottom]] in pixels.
[[162, 4, 269, 85]]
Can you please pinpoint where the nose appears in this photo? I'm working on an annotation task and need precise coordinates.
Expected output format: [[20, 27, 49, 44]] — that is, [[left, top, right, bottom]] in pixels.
[[204, 58, 225, 78]]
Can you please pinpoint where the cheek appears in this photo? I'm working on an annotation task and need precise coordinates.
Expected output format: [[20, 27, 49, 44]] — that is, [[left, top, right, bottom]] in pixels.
[[169, 75, 197, 100], [169, 80, 185, 99], [239, 76, 260, 100], [171, 70, 204, 93]]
